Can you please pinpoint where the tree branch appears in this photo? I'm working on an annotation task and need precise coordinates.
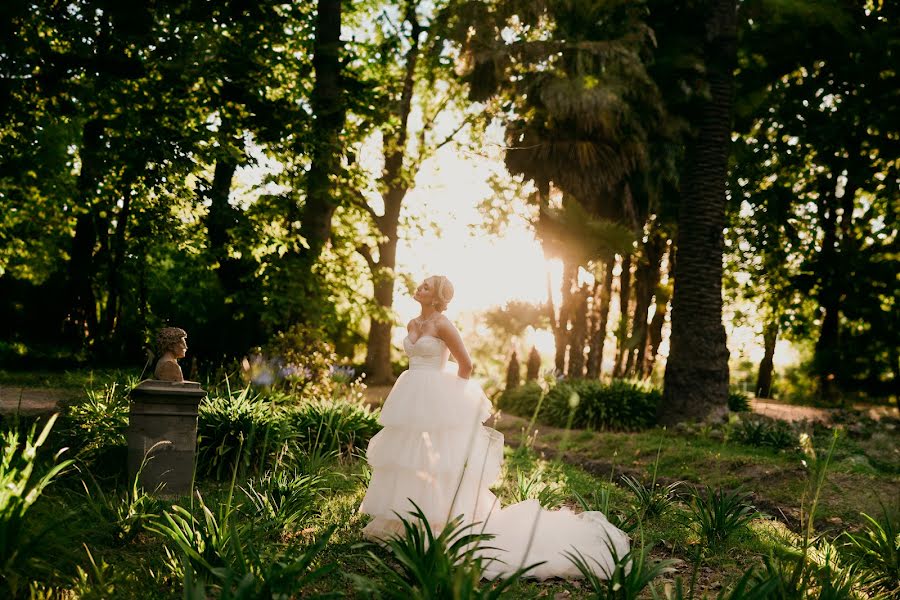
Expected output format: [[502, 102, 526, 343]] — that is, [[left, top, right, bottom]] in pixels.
[[356, 243, 377, 271]]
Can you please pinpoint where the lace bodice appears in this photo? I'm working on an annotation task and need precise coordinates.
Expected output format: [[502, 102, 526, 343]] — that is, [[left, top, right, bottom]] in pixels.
[[403, 335, 450, 371]]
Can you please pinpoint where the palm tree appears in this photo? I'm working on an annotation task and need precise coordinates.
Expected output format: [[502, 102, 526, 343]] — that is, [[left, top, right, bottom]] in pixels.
[[657, 0, 736, 424]]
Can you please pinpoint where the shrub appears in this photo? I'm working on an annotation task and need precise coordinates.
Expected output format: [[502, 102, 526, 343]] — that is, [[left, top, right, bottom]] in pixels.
[[63, 381, 130, 472], [728, 391, 752, 412], [731, 415, 796, 449], [498, 379, 661, 431], [239, 469, 329, 534], [246, 323, 342, 400], [197, 386, 290, 480], [287, 399, 381, 455]]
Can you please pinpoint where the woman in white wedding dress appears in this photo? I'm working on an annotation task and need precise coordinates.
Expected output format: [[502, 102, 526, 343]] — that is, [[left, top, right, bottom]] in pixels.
[[358, 275, 630, 581]]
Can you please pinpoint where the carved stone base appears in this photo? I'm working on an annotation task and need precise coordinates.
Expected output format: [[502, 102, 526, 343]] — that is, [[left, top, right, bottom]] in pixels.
[[127, 380, 206, 496]]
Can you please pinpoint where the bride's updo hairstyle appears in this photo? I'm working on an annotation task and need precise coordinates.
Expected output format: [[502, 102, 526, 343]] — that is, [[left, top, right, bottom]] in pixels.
[[429, 275, 454, 312]]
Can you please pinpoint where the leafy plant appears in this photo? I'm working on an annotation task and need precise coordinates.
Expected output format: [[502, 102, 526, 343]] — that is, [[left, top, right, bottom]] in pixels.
[[148, 489, 242, 581], [288, 399, 381, 455], [512, 467, 568, 509], [686, 486, 757, 550], [732, 416, 795, 449], [566, 541, 677, 600], [197, 384, 289, 480], [498, 378, 661, 431], [0, 414, 74, 596], [70, 544, 134, 600], [620, 475, 682, 521], [79, 462, 163, 545], [181, 526, 340, 600], [239, 469, 329, 534], [842, 507, 900, 598], [728, 391, 752, 413], [64, 381, 129, 470], [652, 567, 778, 599], [355, 501, 538, 598]]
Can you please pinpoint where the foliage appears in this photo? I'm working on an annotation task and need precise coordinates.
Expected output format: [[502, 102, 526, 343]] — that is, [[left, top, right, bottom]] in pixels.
[[0, 414, 74, 596], [566, 542, 678, 600], [841, 507, 900, 599], [498, 378, 661, 431], [652, 567, 778, 600], [354, 501, 537, 598], [620, 475, 681, 522], [686, 486, 757, 551], [239, 469, 329, 535], [79, 463, 163, 545], [728, 391, 752, 413], [288, 399, 381, 456], [248, 323, 344, 401], [197, 385, 289, 480], [63, 380, 130, 470], [511, 467, 568, 509], [731, 415, 796, 450]]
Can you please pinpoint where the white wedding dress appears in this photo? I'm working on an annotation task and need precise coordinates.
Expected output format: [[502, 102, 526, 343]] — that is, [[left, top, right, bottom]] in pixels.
[[358, 334, 630, 580]]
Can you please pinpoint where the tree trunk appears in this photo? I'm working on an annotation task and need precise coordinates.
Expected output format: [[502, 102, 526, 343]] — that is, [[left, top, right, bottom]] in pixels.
[[626, 231, 665, 377], [299, 0, 346, 262], [659, 0, 735, 425], [66, 119, 105, 344], [586, 260, 614, 379], [102, 171, 138, 341], [554, 258, 577, 374], [813, 168, 859, 405], [206, 145, 242, 292], [646, 245, 672, 376], [364, 10, 423, 384], [567, 284, 589, 378], [612, 253, 632, 377], [756, 320, 777, 398]]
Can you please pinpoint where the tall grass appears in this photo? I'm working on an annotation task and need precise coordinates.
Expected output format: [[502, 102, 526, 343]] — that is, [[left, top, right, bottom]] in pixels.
[[0, 414, 74, 596]]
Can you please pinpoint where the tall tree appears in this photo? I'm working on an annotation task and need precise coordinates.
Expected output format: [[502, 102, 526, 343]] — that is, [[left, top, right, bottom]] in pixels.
[[658, 0, 736, 424], [355, 1, 475, 384]]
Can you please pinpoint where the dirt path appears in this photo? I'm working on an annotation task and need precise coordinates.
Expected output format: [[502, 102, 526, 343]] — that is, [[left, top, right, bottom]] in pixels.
[[0, 386, 76, 415]]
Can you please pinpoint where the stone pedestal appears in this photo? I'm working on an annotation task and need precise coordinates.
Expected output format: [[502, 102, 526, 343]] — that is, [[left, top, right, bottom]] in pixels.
[[127, 380, 206, 496]]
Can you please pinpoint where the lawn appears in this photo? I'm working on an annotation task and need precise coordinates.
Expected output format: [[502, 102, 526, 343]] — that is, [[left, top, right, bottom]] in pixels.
[[1, 375, 898, 599]]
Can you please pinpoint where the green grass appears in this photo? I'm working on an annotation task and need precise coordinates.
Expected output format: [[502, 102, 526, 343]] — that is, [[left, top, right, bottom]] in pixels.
[[0, 368, 141, 391]]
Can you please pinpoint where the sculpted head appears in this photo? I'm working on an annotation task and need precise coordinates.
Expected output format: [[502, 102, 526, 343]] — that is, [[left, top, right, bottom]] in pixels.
[[156, 327, 188, 360]]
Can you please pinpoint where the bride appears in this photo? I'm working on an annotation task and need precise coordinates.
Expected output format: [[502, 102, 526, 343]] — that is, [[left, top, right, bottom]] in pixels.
[[357, 275, 630, 580]]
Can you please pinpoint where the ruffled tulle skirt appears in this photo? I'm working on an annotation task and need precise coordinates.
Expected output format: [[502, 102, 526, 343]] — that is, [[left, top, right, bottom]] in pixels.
[[358, 367, 630, 581]]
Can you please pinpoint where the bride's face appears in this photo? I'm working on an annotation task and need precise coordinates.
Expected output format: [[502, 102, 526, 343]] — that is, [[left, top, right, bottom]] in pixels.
[[413, 279, 435, 305]]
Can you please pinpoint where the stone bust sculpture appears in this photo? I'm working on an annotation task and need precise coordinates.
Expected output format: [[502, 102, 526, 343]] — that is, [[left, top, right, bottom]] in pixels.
[[154, 327, 188, 382]]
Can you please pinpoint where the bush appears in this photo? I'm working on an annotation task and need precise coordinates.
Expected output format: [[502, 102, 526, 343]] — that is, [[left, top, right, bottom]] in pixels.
[[197, 386, 290, 480], [496, 381, 543, 417], [244, 323, 342, 400], [499, 379, 660, 431], [731, 415, 796, 450], [288, 399, 381, 455], [63, 381, 130, 473], [728, 390, 751, 412]]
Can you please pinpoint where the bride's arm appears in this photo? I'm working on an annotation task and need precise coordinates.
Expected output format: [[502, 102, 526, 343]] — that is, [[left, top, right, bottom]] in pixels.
[[436, 317, 473, 379]]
